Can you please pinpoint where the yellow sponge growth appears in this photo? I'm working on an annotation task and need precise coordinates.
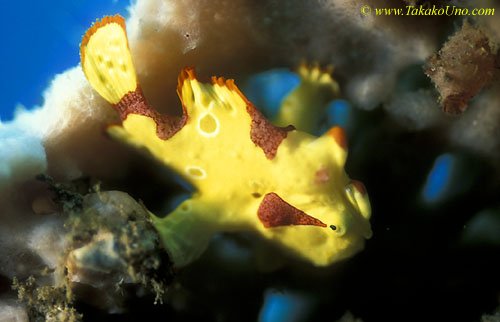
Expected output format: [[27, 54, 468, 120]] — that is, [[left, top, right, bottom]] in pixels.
[[81, 16, 372, 268]]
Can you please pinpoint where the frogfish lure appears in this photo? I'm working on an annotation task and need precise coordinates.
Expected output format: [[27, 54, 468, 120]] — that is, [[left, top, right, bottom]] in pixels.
[[80, 15, 372, 267]]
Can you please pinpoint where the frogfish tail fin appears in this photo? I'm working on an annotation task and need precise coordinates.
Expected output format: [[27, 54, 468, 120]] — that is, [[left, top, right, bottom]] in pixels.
[[80, 15, 138, 105]]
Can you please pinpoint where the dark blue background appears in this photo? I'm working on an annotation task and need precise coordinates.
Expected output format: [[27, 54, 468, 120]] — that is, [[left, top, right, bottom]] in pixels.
[[0, 0, 129, 121]]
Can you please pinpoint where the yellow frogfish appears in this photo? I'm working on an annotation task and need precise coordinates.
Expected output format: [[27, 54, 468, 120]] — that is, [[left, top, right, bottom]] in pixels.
[[80, 15, 372, 268]]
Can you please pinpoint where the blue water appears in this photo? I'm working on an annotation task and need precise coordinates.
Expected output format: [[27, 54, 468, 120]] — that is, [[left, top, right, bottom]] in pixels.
[[259, 289, 311, 322], [0, 0, 129, 121], [244, 69, 300, 119], [423, 153, 454, 202], [326, 99, 351, 128]]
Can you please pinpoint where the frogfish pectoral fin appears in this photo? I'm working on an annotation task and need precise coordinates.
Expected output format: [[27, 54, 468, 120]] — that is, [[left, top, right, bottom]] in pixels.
[[151, 197, 218, 268]]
